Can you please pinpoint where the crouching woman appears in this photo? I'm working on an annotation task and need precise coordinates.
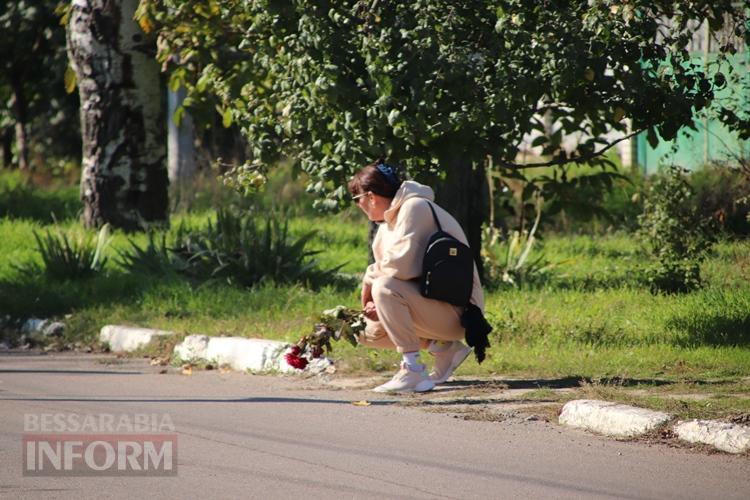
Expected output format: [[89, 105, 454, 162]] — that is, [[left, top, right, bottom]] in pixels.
[[348, 161, 485, 393]]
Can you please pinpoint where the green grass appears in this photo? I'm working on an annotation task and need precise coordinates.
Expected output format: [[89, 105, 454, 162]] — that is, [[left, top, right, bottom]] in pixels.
[[0, 171, 79, 223], [1, 176, 749, 383], [493, 380, 750, 423], [572, 379, 750, 422], [287, 209, 370, 274], [470, 342, 750, 379]]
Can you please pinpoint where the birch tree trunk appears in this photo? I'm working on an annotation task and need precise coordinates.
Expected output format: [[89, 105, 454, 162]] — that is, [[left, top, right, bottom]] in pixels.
[[167, 86, 196, 210], [67, 0, 167, 230]]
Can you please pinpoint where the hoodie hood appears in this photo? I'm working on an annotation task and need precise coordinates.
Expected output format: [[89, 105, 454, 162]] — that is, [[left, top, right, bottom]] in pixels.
[[383, 180, 434, 224]]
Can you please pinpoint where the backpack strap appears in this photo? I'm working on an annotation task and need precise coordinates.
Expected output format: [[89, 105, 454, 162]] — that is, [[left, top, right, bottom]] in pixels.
[[426, 201, 443, 232]]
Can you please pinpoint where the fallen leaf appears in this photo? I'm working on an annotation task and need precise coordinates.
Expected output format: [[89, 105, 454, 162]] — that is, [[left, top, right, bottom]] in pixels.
[[352, 400, 371, 407], [159, 368, 168, 374], [181, 365, 193, 376]]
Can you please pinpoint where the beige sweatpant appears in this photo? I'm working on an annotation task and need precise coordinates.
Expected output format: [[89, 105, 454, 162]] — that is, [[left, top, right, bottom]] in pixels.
[[359, 275, 466, 353]]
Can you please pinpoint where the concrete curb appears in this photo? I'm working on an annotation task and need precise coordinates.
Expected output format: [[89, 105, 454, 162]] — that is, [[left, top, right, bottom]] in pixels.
[[98, 326, 332, 375], [674, 420, 750, 454], [22, 318, 50, 333], [174, 334, 288, 373], [173, 335, 333, 374], [99, 325, 173, 352], [559, 399, 672, 438]]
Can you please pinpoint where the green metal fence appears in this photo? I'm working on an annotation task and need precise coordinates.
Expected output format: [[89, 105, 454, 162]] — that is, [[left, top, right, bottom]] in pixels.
[[636, 52, 749, 174]]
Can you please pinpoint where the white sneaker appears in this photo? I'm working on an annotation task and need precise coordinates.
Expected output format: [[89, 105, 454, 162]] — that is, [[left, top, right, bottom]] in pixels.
[[429, 341, 472, 384], [372, 363, 435, 393]]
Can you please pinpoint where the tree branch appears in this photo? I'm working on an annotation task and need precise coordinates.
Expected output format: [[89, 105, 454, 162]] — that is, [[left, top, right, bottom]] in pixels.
[[497, 129, 643, 170]]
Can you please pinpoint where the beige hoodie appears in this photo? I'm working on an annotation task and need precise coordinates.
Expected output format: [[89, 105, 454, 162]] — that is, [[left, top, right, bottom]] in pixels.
[[363, 180, 485, 311]]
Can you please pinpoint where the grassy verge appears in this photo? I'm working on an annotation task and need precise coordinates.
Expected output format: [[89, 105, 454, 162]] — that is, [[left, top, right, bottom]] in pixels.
[[0, 170, 79, 223], [506, 379, 750, 424], [1, 188, 749, 388]]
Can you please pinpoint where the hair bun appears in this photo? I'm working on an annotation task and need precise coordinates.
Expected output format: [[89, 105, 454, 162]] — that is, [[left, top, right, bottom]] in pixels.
[[376, 162, 399, 187]]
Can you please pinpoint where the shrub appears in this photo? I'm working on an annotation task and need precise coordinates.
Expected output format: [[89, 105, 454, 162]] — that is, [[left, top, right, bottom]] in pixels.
[[481, 200, 556, 288], [19, 225, 111, 281], [597, 167, 645, 232], [523, 159, 644, 234], [115, 232, 184, 276], [171, 209, 342, 288], [637, 166, 716, 293], [690, 164, 750, 237]]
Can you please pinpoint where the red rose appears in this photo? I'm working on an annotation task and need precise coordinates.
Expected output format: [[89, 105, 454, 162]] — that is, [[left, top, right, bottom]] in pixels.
[[311, 346, 324, 358], [284, 352, 308, 370], [289, 345, 301, 356]]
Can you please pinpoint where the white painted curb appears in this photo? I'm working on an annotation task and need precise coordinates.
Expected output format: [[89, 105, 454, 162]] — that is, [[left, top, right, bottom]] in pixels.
[[674, 420, 750, 454], [99, 326, 332, 375], [22, 318, 49, 333], [173, 334, 332, 374], [559, 399, 672, 438], [100, 325, 174, 352]]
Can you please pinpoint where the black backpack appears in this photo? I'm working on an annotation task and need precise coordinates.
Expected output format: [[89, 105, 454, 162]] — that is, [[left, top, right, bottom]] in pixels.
[[419, 201, 474, 306]]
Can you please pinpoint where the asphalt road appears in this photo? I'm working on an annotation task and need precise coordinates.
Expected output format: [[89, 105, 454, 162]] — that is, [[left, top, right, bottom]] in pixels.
[[1, 351, 748, 499]]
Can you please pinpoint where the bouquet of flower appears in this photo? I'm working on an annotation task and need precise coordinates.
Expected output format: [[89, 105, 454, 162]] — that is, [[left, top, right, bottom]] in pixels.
[[284, 306, 366, 370]]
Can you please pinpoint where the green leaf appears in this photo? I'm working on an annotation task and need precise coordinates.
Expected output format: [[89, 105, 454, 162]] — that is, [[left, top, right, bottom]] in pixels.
[[714, 72, 726, 88], [64, 65, 77, 94], [168, 68, 185, 92], [387, 109, 401, 126], [222, 109, 233, 128], [173, 106, 185, 126], [196, 71, 212, 93]]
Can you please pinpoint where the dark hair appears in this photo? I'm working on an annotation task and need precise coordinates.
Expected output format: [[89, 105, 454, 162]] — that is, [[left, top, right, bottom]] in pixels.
[[347, 159, 402, 199]]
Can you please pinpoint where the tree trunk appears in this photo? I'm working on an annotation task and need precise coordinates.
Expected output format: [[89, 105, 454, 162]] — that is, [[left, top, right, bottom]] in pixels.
[[2, 128, 13, 168], [433, 154, 488, 277], [67, 0, 167, 231], [13, 122, 29, 170], [9, 75, 29, 170], [167, 86, 197, 210]]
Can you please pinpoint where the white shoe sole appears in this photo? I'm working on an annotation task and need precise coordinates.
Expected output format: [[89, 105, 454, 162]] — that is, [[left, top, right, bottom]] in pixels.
[[372, 379, 435, 393], [430, 346, 472, 384]]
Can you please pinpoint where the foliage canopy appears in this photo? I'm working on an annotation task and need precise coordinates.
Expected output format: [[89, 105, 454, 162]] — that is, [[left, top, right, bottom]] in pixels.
[[141, 0, 748, 211], [0, 0, 79, 167]]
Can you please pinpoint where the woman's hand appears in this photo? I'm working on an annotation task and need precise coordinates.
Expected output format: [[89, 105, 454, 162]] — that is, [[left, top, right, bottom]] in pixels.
[[363, 301, 379, 321], [362, 283, 378, 320], [361, 282, 373, 308]]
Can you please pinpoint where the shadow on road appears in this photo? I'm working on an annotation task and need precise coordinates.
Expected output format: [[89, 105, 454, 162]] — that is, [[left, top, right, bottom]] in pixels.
[[0, 396, 397, 405], [0, 369, 143, 375], [439, 376, 684, 391]]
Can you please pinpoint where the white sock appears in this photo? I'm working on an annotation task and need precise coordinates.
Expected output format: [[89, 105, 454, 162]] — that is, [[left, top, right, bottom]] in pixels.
[[402, 352, 421, 371]]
